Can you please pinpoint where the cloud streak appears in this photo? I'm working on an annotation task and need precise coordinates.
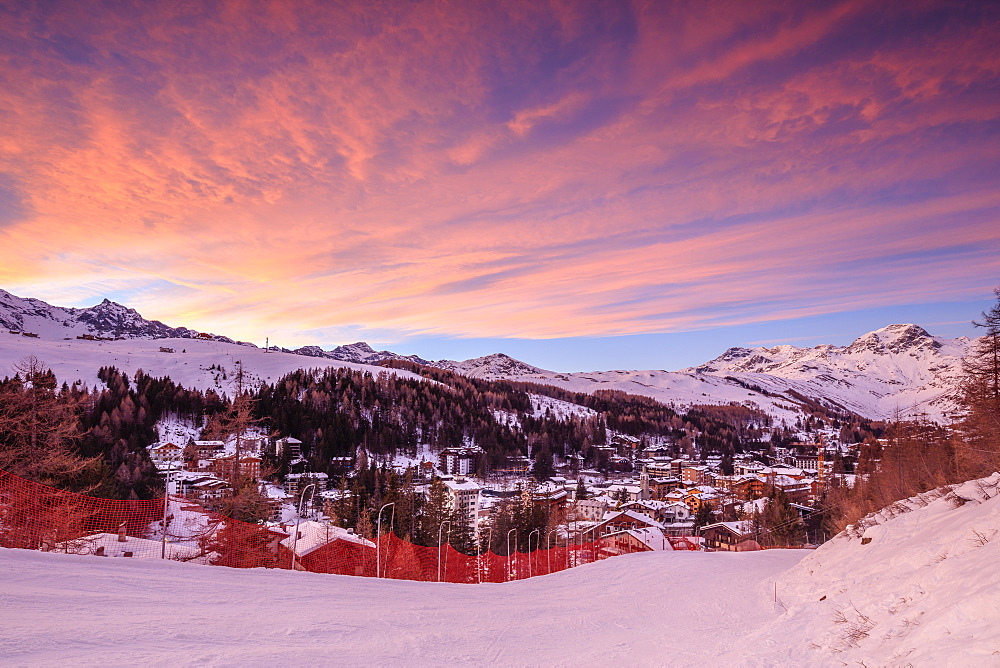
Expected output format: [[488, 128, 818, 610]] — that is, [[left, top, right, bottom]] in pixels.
[[0, 0, 997, 348]]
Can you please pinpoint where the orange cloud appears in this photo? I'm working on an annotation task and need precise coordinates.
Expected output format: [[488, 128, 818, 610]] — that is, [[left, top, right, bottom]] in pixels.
[[0, 0, 997, 347]]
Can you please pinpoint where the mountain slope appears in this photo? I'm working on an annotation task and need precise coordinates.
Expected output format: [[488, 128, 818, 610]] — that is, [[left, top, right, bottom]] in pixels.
[[293, 341, 429, 366], [0, 289, 236, 343], [688, 324, 969, 421], [426, 325, 970, 422], [750, 473, 1000, 665]]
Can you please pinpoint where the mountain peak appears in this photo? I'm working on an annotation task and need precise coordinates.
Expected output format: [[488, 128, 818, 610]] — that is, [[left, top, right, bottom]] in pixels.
[[848, 323, 939, 354], [435, 352, 547, 378]]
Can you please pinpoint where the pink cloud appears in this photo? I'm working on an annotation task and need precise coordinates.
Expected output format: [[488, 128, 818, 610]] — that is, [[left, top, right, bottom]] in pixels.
[[0, 1, 997, 345]]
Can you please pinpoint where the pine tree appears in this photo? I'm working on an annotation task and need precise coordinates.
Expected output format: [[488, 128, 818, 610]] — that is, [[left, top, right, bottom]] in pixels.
[[958, 287, 1000, 475]]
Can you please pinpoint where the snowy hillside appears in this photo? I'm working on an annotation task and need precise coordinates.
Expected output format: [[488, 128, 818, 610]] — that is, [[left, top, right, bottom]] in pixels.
[[688, 324, 970, 422], [0, 331, 423, 393], [751, 473, 1000, 665], [4, 474, 999, 664], [292, 341, 430, 366], [0, 545, 802, 665], [436, 352, 547, 378], [0, 288, 972, 422], [0, 289, 236, 343], [431, 325, 970, 423]]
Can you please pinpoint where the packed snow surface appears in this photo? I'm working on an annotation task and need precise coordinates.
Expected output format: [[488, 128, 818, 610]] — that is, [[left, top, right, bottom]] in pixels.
[[0, 547, 801, 665], [5, 475, 1000, 665]]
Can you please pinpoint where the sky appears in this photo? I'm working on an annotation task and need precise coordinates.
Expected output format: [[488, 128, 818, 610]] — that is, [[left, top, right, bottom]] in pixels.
[[1, 0, 998, 372]]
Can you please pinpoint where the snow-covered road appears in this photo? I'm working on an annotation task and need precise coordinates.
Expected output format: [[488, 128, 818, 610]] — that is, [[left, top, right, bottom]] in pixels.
[[0, 547, 804, 666]]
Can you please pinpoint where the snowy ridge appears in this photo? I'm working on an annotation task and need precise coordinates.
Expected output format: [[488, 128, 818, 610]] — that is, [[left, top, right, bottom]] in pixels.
[[748, 473, 1000, 664], [0, 289, 238, 343], [292, 341, 429, 366], [435, 353, 546, 378], [431, 325, 971, 422], [0, 332, 424, 393], [688, 324, 970, 421], [0, 288, 972, 422]]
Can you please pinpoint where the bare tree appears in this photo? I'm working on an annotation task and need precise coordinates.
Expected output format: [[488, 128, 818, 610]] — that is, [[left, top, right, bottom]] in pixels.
[[957, 287, 1000, 476], [0, 356, 100, 489]]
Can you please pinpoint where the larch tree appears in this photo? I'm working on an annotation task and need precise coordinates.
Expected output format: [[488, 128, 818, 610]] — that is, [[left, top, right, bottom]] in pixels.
[[957, 287, 1000, 476]]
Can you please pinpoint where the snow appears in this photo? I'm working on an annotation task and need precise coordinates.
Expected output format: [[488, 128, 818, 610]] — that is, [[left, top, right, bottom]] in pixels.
[[3, 474, 1000, 664], [0, 546, 802, 665], [0, 331, 425, 393], [748, 473, 1000, 665], [528, 393, 598, 421]]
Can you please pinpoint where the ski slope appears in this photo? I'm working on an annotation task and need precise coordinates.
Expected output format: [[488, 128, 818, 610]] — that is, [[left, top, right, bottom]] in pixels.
[[0, 331, 422, 393], [0, 547, 801, 666], [4, 474, 1000, 665]]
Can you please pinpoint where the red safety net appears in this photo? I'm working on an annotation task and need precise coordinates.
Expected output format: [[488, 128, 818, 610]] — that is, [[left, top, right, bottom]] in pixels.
[[0, 469, 699, 582]]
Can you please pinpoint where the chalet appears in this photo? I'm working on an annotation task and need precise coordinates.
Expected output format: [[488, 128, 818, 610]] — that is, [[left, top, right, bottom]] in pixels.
[[593, 509, 665, 537], [210, 455, 262, 481], [285, 472, 329, 499], [598, 527, 670, 556], [726, 475, 766, 501], [279, 520, 376, 575], [178, 475, 230, 502], [148, 442, 183, 467], [185, 440, 225, 468], [701, 521, 760, 552], [57, 531, 202, 560]]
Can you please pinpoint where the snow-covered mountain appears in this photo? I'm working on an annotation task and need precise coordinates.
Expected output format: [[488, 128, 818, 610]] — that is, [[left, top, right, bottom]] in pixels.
[[425, 325, 971, 423], [0, 289, 238, 343], [292, 341, 429, 366], [0, 288, 972, 422], [436, 353, 546, 378], [687, 324, 970, 421]]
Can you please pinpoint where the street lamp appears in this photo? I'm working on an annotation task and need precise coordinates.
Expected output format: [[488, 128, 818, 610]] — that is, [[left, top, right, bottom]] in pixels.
[[478, 526, 493, 584], [547, 527, 560, 574], [528, 528, 540, 578], [161, 459, 174, 560], [437, 520, 452, 582], [376, 502, 395, 579], [506, 528, 517, 581], [290, 483, 317, 572]]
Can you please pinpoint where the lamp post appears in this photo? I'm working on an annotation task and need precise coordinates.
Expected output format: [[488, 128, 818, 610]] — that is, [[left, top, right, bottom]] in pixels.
[[506, 528, 517, 581], [479, 526, 492, 584], [161, 459, 174, 560], [547, 527, 559, 574], [437, 520, 452, 582], [376, 502, 395, 579], [528, 528, 540, 578], [290, 483, 316, 572]]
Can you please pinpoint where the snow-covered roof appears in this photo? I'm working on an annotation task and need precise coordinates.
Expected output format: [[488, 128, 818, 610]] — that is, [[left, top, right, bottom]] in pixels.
[[58, 533, 202, 560], [602, 509, 664, 530], [279, 521, 375, 556], [701, 521, 754, 536], [625, 527, 669, 551]]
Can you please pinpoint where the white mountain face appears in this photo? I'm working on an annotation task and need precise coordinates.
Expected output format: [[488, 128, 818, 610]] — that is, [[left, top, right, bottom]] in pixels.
[[435, 353, 545, 378], [0, 288, 972, 422], [293, 341, 429, 366], [0, 289, 238, 343], [686, 324, 970, 421], [426, 324, 971, 423]]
